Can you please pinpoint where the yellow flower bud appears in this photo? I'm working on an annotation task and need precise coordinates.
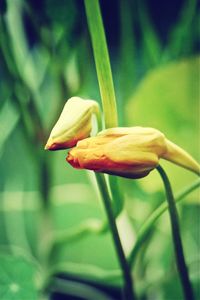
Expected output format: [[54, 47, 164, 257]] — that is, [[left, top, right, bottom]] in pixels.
[[67, 127, 200, 178], [45, 97, 100, 150]]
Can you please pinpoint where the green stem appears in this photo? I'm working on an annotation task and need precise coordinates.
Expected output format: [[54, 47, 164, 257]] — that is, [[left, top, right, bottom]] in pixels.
[[84, 1, 136, 298], [48, 277, 115, 300], [156, 165, 194, 300], [48, 261, 121, 284], [128, 178, 200, 267], [95, 173, 136, 300], [84, 0, 118, 128]]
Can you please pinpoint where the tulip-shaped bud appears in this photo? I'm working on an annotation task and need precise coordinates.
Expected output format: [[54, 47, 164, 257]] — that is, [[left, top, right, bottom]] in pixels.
[[45, 97, 100, 150], [67, 127, 200, 179]]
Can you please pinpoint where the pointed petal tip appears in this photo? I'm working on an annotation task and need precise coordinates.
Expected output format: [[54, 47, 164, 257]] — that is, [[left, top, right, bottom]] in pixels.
[[44, 144, 49, 150], [44, 137, 54, 150], [164, 139, 200, 176], [44, 138, 53, 150]]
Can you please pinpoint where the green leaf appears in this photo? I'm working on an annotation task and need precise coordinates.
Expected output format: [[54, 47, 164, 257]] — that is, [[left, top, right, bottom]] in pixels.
[[126, 56, 199, 191], [0, 252, 40, 300]]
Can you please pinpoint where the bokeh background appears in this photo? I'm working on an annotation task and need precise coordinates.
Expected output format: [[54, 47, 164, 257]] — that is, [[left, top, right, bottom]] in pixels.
[[0, 0, 199, 299]]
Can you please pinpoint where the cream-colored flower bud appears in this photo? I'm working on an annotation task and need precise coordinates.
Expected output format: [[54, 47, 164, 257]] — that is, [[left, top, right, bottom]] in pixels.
[[45, 97, 100, 150]]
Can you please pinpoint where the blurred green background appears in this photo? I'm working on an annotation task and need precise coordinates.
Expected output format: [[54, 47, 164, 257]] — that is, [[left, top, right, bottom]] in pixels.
[[0, 0, 199, 299]]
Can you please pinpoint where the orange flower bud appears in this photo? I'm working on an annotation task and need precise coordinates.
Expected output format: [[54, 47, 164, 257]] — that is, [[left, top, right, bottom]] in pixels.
[[45, 97, 99, 150], [67, 127, 200, 178]]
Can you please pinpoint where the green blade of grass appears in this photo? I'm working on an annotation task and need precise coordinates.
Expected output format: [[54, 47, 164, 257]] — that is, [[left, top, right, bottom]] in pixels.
[[84, 0, 118, 128]]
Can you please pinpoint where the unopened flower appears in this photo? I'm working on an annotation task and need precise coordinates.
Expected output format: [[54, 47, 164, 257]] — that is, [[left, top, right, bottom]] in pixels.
[[67, 127, 200, 179], [45, 97, 100, 150]]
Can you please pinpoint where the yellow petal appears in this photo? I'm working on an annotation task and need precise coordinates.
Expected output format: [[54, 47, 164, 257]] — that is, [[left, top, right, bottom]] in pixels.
[[163, 139, 200, 175]]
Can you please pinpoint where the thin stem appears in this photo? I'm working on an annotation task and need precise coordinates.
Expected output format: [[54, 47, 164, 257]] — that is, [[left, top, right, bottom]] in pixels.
[[156, 165, 194, 300], [48, 277, 115, 300], [84, 0, 125, 216], [48, 261, 121, 284], [95, 173, 136, 300], [128, 178, 200, 267], [84, 1, 136, 298], [84, 0, 118, 128], [176, 179, 200, 201]]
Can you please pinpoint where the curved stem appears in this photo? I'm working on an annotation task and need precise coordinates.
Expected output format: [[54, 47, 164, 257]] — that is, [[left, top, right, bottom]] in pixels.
[[156, 165, 194, 300], [95, 173, 136, 300], [84, 1, 136, 298], [48, 261, 121, 284], [175, 178, 200, 201], [128, 178, 200, 267], [48, 277, 115, 300], [49, 178, 200, 275]]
